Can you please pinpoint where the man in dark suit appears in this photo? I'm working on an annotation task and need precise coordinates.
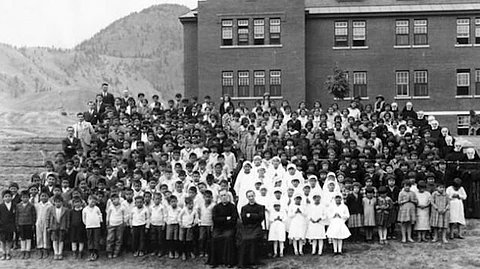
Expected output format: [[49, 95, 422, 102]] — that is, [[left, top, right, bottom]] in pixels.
[[62, 126, 82, 159], [100, 83, 115, 106], [84, 101, 100, 125]]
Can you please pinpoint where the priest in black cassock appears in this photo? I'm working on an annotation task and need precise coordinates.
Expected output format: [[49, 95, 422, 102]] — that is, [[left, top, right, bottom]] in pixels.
[[238, 190, 265, 269], [208, 189, 238, 268]]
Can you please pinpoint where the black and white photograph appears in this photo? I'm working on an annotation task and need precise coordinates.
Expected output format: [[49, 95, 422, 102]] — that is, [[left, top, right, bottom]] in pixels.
[[0, 0, 480, 268]]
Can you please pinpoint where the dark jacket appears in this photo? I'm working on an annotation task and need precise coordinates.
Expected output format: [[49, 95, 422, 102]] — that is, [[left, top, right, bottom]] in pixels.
[[0, 203, 16, 233], [46, 206, 70, 231]]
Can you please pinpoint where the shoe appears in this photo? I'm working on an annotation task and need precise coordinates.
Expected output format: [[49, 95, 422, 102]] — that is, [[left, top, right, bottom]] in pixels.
[[1, 254, 6, 260], [169, 252, 174, 259], [272, 253, 278, 258], [92, 253, 98, 261], [174, 252, 180, 259], [58, 254, 63, 260], [139, 252, 144, 257], [53, 254, 58, 260], [133, 251, 139, 257], [108, 253, 113, 259], [457, 235, 464, 239], [182, 253, 187, 261], [318, 252, 323, 256], [442, 239, 448, 243], [88, 253, 94, 261], [113, 253, 118, 258], [6, 254, 11, 260], [190, 253, 195, 259], [156, 252, 163, 258]]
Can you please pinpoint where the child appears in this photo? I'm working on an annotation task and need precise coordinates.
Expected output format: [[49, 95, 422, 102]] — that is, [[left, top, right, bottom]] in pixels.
[[326, 194, 350, 255], [83, 195, 103, 261], [386, 176, 399, 239], [288, 195, 307, 256], [197, 190, 215, 257], [397, 181, 418, 243], [70, 197, 87, 259], [149, 193, 166, 257], [346, 182, 363, 241], [46, 195, 70, 260], [0, 190, 16, 260], [414, 181, 431, 242], [178, 197, 198, 260], [15, 190, 36, 259], [165, 195, 181, 259], [35, 191, 52, 259], [106, 194, 126, 258], [268, 202, 287, 258], [447, 178, 467, 239], [130, 196, 150, 257], [363, 187, 376, 241], [306, 194, 326, 255], [430, 182, 450, 243], [375, 186, 393, 244]]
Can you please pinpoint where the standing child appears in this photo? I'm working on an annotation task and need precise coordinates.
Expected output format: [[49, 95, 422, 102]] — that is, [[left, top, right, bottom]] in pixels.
[[16, 190, 36, 259], [362, 187, 376, 241], [106, 194, 126, 258], [288, 195, 307, 256], [35, 192, 52, 259], [130, 196, 150, 257], [414, 181, 431, 242], [375, 186, 393, 244], [430, 182, 450, 243], [447, 178, 467, 239], [197, 190, 215, 257], [165, 195, 181, 259], [0, 190, 16, 260], [178, 197, 198, 260], [83, 195, 103, 261], [386, 176, 399, 239], [346, 182, 363, 241], [268, 202, 287, 258], [70, 197, 87, 259], [46, 195, 70, 260], [326, 194, 351, 255], [306, 194, 326, 255], [149, 193, 166, 257], [397, 181, 418, 243]]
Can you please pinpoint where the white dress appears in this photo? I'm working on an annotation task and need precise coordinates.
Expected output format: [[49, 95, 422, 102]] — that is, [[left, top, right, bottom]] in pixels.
[[415, 191, 431, 230], [288, 204, 307, 240], [306, 203, 327, 240], [326, 203, 351, 239], [268, 209, 287, 242], [446, 186, 467, 225]]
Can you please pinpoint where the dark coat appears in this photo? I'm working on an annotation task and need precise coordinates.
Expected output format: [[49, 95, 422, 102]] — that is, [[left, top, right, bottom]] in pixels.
[[0, 203, 16, 233], [46, 206, 70, 231]]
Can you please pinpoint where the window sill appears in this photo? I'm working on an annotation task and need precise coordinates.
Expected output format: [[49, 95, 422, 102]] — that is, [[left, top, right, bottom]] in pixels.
[[351, 46, 369, 50], [455, 95, 474, 98], [455, 44, 473, 47], [394, 96, 412, 100], [394, 45, 411, 49], [220, 44, 282, 49], [474, 44, 480, 47], [474, 95, 480, 98], [412, 45, 430, 48], [412, 96, 430, 99], [231, 96, 284, 100], [333, 97, 369, 100], [333, 46, 351, 50]]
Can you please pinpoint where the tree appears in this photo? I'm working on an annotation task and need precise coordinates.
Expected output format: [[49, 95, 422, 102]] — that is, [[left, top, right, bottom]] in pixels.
[[324, 64, 350, 99]]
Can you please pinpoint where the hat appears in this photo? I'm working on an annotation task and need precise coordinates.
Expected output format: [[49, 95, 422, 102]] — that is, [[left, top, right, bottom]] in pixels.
[[273, 189, 282, 194], [376, 94, 385, 100], [287, 163, 296, 170]]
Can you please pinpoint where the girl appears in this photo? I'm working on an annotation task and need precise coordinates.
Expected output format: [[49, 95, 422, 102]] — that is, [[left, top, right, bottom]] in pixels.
[[326, 194, 351, 255], [375, 186, 393, 244], [241, 125, 258, 162], [288, 195, 307, 255], [363, 187, 376, 241], [46, 195, 70, 260], [414, 181, 431, 242], [70, 198, 87, 259], [35, 192, 52, 259], [306, 194, 326, 255], [16, 190, 36, 259], [430, 182, 450, 243], [346, 182, 363, 241], [447, 178, 467, 239], [268, 203, 287, 257], [397, 181, 418, 243]]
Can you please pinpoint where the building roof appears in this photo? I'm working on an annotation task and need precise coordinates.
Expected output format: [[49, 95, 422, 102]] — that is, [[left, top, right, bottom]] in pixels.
[[305, 0, 480, 8]]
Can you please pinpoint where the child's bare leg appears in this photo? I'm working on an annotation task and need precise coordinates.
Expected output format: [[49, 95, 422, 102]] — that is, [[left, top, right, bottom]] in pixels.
[[298, 240, 304, 255], [318, 239, 323, 255], [449, 224, 455, 239], [378, 227, 383, 242], [457, 224, 463, 238], [279, 242, 284, 257], [400, 224, 407, 242], [311, 240, 317, 255], [338, 239, 343, 253], [273, 241, 278, 256], [432, 228, 438, 242], [406, 223, 413, 242], [442, 228, 448, 243]]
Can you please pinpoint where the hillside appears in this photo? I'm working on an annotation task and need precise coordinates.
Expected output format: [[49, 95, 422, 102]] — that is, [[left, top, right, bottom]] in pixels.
[[0, 4, 188, 113]]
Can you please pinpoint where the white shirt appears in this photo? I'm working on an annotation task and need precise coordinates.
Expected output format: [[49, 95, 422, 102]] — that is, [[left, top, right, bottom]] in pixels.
[[130, 206, 150, 228], [150, 204, 166, 226], [4, 202, 11, 211], [82, 206, 102, 228], [165, 205, 181, 225], [107, 204, 126, 227]]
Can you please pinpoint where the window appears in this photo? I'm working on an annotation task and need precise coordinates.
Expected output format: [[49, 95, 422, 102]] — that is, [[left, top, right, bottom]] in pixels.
[[269, 70, 282, 96], [396, 20, 409, 45], [396, 71, 409, 97], [253, 71, 266, 96], [353, 72, 367, 97], [269, 18, 281, 45], [413, 70, 428, 96], [254, 19, 265, 45], [352, 21, 366, 47], [237, 19, 249, 46], [221, 20, 233, 46], [414, 20, 428, 45], [476, 18, 480, 44], [238, 71, 250, 97], [334, 21, 348, 47], [222, 71, 234, 96], [457, 19, 470, 44], [457, 69, 470, 96], [457, 115, 471, 135], [475, 69, 480, 95]]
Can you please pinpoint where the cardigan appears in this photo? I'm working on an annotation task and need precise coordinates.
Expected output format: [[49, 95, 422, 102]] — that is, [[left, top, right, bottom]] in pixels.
[[15, 202, 36, 226]]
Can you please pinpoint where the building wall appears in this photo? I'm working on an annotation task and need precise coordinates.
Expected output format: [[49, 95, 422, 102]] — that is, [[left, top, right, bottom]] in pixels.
[[195, 0, 306, 106], [182, 20, 199, 99]]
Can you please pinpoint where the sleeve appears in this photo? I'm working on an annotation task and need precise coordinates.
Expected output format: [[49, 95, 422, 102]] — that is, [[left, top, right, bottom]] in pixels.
[[341, 205, 350, 221], [459, 187, 467, 200]]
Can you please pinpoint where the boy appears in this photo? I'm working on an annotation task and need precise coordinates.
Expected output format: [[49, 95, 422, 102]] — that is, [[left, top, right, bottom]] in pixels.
[[106, 194, 126, 258], [35, 191, 52, 259], [0, 190, 16, 260], [70, 198, 86, 259], [149, 193, 165, 256], [46, 195, 69, 260], [197, 190, 214, 257], [165, 195, 181, 259], [130, 196, 150, 257], [83, 195, 103, 261], [16, 190, 36, 259], [178, 197, 198, 260]]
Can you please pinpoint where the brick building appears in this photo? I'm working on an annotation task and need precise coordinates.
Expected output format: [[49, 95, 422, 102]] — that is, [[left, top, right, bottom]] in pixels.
[[180, 0, 480, 134]]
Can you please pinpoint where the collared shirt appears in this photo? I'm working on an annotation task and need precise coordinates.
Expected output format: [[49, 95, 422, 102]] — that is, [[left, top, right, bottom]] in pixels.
[[107, 204, 126, 227], [130, 206, 150, 228], [150, 204, 166, 226]]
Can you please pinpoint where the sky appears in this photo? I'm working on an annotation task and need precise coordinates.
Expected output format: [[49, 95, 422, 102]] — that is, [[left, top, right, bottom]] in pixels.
[[0, 0, 197, 48]]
